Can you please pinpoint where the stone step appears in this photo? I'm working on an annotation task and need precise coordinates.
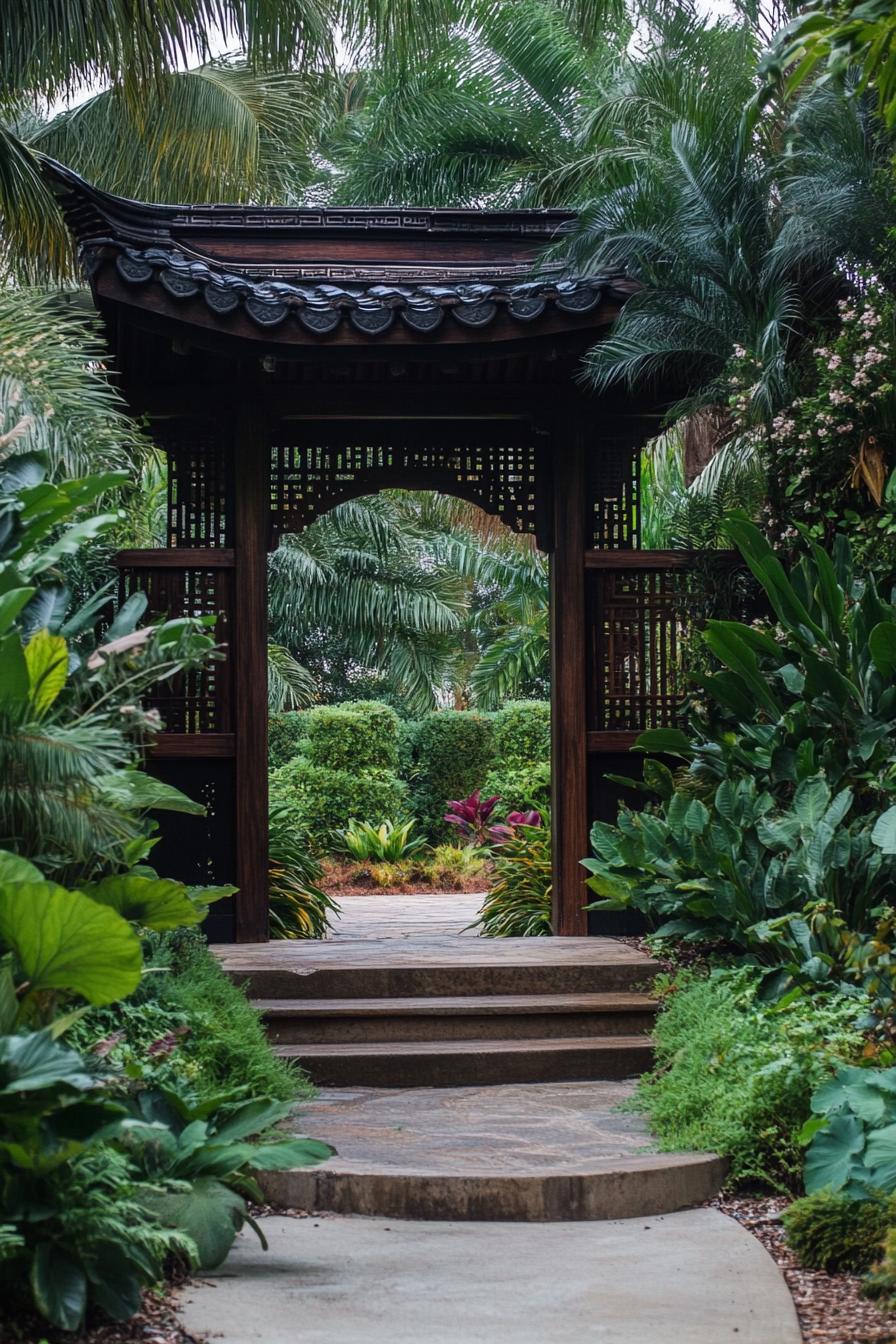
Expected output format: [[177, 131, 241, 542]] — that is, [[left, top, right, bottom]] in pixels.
[[220, 939, 659, 1000], [276, 1035, 654, 1087], [258, 1081, 727, 1221], [256, 992, 658, 1044]]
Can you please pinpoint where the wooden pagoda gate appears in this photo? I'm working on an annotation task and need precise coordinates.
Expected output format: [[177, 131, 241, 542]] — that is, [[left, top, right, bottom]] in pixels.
[[54, 164, 709, 943]]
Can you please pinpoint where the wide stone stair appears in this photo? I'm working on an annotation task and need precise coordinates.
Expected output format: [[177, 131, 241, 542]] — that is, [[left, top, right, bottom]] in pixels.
[[218, 933, 726, 1221]]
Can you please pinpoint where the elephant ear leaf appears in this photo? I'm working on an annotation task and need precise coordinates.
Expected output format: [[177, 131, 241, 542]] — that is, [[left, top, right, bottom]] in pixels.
[[803, 1113, 865, 1194], [872, 806, 896, 855], [0, 883, 141, 1004], [31, 1242, 87, 1331], [149, 1177, 246, 1270], [870, 622, 896, 679], [0, 850, 43, 882], [81, 874, 208, 931]]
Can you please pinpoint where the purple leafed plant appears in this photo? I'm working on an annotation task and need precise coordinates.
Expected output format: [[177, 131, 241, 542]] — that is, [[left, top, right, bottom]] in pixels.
[[488, 810, 544, 846], [444, 789, 501, 847]]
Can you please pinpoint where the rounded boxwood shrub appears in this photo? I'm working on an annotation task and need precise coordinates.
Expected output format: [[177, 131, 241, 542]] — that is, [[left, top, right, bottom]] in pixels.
[[304, 703, 399, 771], [270, 757, 408, 851], [482, 762, 551, 817], [782, 1191, 891, 1273], [268, 711, 309, 769], [406, 711, 496, 839], [492, 700, 550, 768]]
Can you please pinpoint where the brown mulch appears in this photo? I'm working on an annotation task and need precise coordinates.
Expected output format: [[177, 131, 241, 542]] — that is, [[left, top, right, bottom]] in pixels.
[[0, 1285, 202, 1344], [714, 1195, 896, 1344]]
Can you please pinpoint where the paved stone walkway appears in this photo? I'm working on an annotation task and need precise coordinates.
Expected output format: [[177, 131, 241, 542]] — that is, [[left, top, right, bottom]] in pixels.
[[180, 1210, 802, 1344], [330, 891, 483, 939]]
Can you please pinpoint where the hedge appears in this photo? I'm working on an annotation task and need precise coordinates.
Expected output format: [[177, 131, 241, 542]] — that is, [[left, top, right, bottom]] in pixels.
[[405, 710, 496, 839], [492, 700, 550, 768], [270, 758, 408, 852], [304, 702, 399, 771], [268, 711, 309, 769]]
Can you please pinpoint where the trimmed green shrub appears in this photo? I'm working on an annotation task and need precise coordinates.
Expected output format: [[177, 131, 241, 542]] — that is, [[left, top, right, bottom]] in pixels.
[[865, 1227, 896, 1306], [271, 757, 408, 851], [782, 1191, 890, 1273], [304, 703, 399, 771], [269, 711, 309, 768], [483, 763, 551, 817], [635, 968, 867, 1191], [493, 700, 550, 767], [407, 710, 496, 839]]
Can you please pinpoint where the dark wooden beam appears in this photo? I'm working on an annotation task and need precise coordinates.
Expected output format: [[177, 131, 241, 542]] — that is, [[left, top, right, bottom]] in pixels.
[[550, 423, 589, 937], [232, 403, 271, 941], [151, 732, 236, 758], [116, 548, 235, 569]]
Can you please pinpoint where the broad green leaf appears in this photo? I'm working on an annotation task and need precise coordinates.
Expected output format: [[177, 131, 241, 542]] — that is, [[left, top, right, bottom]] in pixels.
[[149, 1177, 245, 1269], [872, 806, 896, 854], [633, 728, 693, 758], [804, 1113, 865, 1194], [0, 883, 141, 1004], [98, 771, 206, 816], [643, 759, 675, 800], [0, 1030, 96, 1095], [866, 1123, 896, 1193], [248, 1137, 334, 1170], [723, 514, 828, 646], [82, 875, 207, 931], [870, 622, 896, 679], [0, 850, 43, 882], [0, 632, 29, 706], [0, 585, 36, 637], [704, 623, 781, 719], [24, 629, 68, 716], [210, 1099, 292, 1144], [810, 543, 845, 632], [793, 776, 831, 829], [0, 959, 15, 1032], [31, 1243, 87, 1331]]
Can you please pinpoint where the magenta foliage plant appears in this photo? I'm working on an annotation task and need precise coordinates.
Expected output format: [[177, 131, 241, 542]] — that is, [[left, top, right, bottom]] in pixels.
[[444, 789, 501, 847], [488, 810, 544, 847]]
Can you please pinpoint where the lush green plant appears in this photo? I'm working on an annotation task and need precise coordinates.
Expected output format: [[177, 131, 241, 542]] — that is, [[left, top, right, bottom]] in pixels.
[[584, 517, 896, 1005], [801, 1065, 896, 1198], [865, 1225, 896, 1306], [268, 803, 339, 939], [74, 928, 307, 1104], [268, 710, 310, 769], [475, 821, 552, 937], [407, 711, 496, 840], [120, 1081, 331, 1271], [269, 757, 408, 852], [482, 763, 551, 818], [492, 700, 550, 767], [782, 1189, 891, 1273], [635, 969, 867, 1191], [339, 817, 427, 863], [267, 642, 316, 713], [425, 843, 488, 888], [304, 703, 400, 772]]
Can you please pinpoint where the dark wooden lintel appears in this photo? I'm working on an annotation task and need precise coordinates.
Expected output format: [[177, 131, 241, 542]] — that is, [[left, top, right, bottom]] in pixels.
[[116, 548, 235, 568], [587, 731, 640, 753], [151, 732, 236, 758]]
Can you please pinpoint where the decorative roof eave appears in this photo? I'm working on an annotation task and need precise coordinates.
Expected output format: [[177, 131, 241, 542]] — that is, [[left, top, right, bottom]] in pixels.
[[87, 240, 633, 339]]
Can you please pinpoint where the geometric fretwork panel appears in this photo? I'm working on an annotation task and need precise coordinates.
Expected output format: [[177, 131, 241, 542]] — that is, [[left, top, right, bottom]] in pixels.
[[152, 421, 231, 548], [586, 554, 748, 734], [271, 420, 541, 539], [117, 563, 232, 732], [588, 437, 639, 550]]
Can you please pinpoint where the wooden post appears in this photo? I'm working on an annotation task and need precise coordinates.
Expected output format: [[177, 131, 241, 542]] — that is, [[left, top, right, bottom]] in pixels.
[[232, 403, 270, 942], [550, 422, 590, 937]]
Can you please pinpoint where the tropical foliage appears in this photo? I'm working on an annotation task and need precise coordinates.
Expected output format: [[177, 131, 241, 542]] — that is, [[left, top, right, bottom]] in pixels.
[[474, 818, 552, 937]]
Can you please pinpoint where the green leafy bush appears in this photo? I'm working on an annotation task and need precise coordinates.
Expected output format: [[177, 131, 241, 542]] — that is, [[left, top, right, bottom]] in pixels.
[[475, 821, 552, 937], [782, 1190, 891, 1272], [304, 702, 399, 771], [583, 518, 896, 1008], [492, 700, 550, 767], [865, 1226, 896, 1307], [635, 968, 866, 1191], [268, 711, 309, 768], [406, 710, 496, 839], [268, 803, 339, 939], [270, 757, 408, 851], [426, 843, 488, 887], [482, 763, 551, 817], [339, 817, 427, 862], [801, 1065, 896, 1198]]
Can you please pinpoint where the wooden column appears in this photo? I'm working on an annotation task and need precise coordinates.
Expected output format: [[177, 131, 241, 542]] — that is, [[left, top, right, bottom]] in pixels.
[[550, 422, 590, 937], [232, 403, 270, 942]]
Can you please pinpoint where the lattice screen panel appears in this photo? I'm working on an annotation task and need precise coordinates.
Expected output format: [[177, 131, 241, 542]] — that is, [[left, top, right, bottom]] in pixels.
[[151, 421, 232, 548], [588, 437, 640, 550], [271, 421, 541, 538], [586, 556, 751, 734], [118, 563, 232, 733]]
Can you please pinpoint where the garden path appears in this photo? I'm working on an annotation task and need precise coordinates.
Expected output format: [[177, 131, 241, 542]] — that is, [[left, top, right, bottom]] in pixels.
[[179, 1209, 803, 1344], [329, 890, 483, 939]]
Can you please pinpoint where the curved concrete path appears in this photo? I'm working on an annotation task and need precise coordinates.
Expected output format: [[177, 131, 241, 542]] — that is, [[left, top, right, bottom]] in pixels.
[[180, 1209, 801, 1344]]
